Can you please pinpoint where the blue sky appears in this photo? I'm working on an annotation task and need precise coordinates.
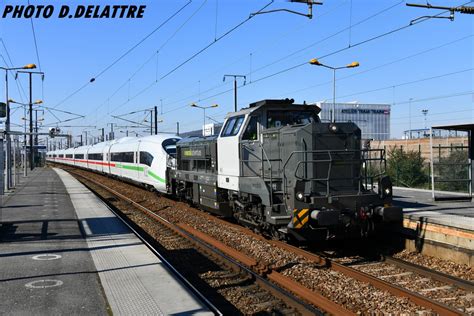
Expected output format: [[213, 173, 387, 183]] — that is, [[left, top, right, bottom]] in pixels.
[[1, 0, 473, 142]]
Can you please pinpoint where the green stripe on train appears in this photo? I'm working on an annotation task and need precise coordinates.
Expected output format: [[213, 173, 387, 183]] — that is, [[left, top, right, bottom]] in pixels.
[[120, 165, 144, 172], [148, 170, 166, 183], [114, 163, 165, 184]]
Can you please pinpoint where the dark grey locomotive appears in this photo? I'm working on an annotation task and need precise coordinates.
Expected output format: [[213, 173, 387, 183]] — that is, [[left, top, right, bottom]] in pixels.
[[168, 99, 401, 241]]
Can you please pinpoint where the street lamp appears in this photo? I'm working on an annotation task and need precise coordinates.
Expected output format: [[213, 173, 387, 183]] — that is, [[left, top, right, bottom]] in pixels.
[[190, 103, 219, 136], [0, 63, 36, 189], [15, 68, 44, 170], [309, 58, 359, 122]]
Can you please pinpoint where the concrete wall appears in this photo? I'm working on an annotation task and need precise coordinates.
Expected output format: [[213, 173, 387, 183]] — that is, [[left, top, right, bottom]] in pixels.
[[371, 137, 469, 162]]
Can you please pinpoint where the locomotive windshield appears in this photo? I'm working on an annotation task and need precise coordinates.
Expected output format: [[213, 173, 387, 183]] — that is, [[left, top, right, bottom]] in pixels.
[[162, 138, 180, 157], [267, 110, 318, 128]]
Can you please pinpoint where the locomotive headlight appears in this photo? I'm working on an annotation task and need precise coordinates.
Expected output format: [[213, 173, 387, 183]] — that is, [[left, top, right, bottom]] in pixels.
[[329, 124, 338, 133], [296, 192, 304, 201], [384, 188, 391, 196]]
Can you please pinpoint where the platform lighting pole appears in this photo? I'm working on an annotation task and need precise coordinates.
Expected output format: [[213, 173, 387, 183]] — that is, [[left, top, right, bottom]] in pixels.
[[190, 103, 219, 135], [1, 64, 36, 187], [409, 98, 413, 139], [9, 98, 42, 175], [16, 69, 44, 171], [223, 74, 246, 112], [422, 109, 429, 131], [309, 59, 359, 123], [154, 105, 158, 135], [149, 109, 153, 135]]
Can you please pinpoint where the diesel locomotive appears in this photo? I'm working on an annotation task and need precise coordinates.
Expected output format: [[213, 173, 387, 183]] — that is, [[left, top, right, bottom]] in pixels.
[[47, 98, 402, 241]]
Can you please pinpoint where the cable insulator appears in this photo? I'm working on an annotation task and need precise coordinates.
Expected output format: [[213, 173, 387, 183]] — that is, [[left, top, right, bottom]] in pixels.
[[458, 6, 474, 14]]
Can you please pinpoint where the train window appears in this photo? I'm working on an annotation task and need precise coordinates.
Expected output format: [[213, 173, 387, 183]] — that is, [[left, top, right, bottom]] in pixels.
[[111, 152, 134, 163], [221, 115, 245, 137], [123, 152, 134, 163], [162, 138, 179, 157], [242, 116, 259, 140], [88, 153, 103, 160], [66, 154, 73, 158], [139, 151, 154, 167], [267, 111, 318, 128], [75, 154, 84, 159]]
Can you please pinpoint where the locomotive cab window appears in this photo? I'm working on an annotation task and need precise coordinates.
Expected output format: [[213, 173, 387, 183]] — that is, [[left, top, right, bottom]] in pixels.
[[162, 138, 180, 157], [242, 116, 259, 140], [221, 115, 245, 137], [140, 151, 154, 167], [267, 110, 318, 128]]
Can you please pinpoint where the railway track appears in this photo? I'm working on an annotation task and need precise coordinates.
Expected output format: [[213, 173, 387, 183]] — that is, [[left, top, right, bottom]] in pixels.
[[65, 167, 329, 315], [339, 255, 474, 314], [58, 165, 472, 315]]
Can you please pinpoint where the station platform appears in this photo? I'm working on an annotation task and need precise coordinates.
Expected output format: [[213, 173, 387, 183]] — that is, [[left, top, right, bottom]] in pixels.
[[0, 167, 214, 315], [393, 187, 473, 266]]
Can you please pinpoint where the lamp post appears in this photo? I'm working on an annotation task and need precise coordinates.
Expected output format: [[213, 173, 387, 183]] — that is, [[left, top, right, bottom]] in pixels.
[[8, 98, 42, 176], [16, 68, 44, 170], [309, 58, 359, 122], [0, 64, 36, 188], [190, 103, 218, 136], [408, 98, 413, 139]]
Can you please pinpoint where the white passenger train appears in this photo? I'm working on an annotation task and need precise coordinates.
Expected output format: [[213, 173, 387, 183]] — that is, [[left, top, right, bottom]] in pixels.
[[47, 134, 180, 193]]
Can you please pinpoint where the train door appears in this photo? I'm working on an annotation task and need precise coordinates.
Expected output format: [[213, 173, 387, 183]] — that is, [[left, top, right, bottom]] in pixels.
[[137, 141, 146, 183], [107, 144, 113, 174], [217, 115, 246, 190]]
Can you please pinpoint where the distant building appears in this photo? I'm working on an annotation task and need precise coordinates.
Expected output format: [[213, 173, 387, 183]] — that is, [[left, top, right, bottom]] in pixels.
[[317, 102, 391, 140]]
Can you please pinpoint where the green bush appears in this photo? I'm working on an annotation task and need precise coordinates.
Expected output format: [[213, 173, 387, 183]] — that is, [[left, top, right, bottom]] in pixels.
[[386, 147, 429, 188], [436, 150, 469, 192]]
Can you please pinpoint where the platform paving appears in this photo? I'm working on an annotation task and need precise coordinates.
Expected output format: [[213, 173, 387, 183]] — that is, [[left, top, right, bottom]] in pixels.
[[393, 187, 474, 231], [0, 168, 108, 315], [0, 167, 213, 315]]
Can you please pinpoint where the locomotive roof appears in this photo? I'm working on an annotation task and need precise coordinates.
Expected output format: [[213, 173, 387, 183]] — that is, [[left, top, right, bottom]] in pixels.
[[225, 98, 321, 119]]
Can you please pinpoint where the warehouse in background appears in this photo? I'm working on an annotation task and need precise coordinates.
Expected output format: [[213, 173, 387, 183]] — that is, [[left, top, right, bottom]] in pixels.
[[316, 102, 391, 140]]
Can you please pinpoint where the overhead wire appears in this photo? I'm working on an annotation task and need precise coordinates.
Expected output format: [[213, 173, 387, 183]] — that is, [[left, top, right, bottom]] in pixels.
[[87, 0, 470, 134], [51, 0, 193, 110], [148, 0, 407, 112], [27, 0, 42, 72], [88, 0, 209, 117], [265, 34, 473, 100], [234, 1, 473, 93], [93, 0, 275, 123], [0, 39, 28, 102], [87, 0, 344, 125], [159, 0, 274, 81]]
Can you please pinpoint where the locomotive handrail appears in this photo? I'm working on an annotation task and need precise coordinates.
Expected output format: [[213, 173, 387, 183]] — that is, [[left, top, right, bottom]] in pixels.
[[258, 141, 275, 207], [282, 149, 386, 198]]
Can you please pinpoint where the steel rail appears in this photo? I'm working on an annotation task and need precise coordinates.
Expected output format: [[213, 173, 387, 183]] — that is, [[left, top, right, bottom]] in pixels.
[[65, 168, 336, 316], [64, 170, 222, 316], [384, 256, 474, 293], [58, 165, 464, 315]]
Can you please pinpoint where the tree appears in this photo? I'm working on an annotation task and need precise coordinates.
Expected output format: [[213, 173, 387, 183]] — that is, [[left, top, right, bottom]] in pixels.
[[436, 149, 469, 192], [386, 147, 428, 188]]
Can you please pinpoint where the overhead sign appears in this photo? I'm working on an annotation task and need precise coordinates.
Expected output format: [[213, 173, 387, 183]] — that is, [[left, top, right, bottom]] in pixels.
[[202, 123, 214, 137], [341, 108, 390, 114]]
